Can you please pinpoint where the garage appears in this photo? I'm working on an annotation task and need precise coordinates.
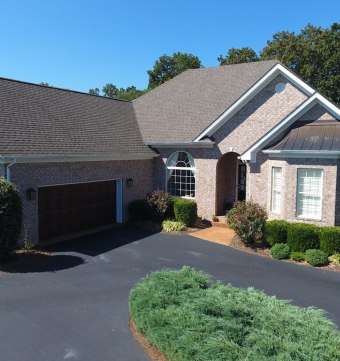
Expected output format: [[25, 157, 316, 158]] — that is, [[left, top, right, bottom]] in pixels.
[[38, 180, 119, 243]]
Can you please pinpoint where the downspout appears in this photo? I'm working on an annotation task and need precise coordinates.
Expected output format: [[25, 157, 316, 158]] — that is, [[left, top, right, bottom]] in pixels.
[[4, 158, 17, 182]]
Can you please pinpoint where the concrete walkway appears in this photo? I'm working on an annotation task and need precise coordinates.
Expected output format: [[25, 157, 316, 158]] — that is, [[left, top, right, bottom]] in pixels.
[[190, 226, 235, 246]]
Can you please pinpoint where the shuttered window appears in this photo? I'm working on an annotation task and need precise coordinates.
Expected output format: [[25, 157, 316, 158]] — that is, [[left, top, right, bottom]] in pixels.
[[271, 167, 282, 214], [297, 169, 323, 220]]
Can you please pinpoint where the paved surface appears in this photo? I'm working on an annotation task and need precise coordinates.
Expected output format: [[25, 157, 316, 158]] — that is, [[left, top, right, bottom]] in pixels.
[[1, 225, 340, 361], [190, 226, 235, 246]]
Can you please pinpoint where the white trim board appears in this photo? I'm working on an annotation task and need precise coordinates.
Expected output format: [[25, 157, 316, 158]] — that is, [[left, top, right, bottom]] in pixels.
[[193, 63, 315, 142], [240, 93, 340, 163]]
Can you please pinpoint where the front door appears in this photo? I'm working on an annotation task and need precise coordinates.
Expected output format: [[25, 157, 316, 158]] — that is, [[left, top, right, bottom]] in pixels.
[[237, 163, 247, 201]]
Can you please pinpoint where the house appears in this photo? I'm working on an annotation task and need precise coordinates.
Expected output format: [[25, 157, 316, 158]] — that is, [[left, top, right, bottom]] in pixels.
[[1, 60, 340, 244]]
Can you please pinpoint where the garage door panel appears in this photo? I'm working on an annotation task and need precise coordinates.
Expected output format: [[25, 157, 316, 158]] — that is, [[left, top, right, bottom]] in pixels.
[[38, 180, 117, 243]]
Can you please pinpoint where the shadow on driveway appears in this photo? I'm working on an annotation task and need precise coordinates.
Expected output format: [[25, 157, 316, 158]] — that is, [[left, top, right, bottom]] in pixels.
[[44, 224, 160, 257]]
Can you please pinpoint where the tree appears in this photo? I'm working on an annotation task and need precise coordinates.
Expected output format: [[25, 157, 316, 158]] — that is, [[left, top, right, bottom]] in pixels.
[[88, 84, 146, 100], [89, 88, 100, 95], [261, 23, 340, 104], [39, 82, 53, 87], [147, 52, 202, 89], [218, 47, 259, 65], [102, 83, 118, 98]]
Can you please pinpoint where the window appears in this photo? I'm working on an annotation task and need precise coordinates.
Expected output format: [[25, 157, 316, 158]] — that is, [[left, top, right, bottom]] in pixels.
[[271, 167, 282, 214], [167, 151, 195, 197], [297, 169, 323, 220]]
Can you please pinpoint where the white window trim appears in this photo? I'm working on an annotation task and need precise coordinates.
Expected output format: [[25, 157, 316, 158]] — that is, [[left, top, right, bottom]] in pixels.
[[296, 168, 323, 221], [271, 167, 282, 214], [165, 151, 196, 198]]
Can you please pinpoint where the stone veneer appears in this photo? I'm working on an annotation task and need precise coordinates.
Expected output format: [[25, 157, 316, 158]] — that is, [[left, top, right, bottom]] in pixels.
[[10, 159, 153, 243], [154, 75, 309, 220]]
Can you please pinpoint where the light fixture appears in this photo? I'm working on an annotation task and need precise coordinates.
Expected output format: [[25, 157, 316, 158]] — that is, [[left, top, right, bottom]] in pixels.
[[26, 188, 37, 201], [126, 178, 134, 188]]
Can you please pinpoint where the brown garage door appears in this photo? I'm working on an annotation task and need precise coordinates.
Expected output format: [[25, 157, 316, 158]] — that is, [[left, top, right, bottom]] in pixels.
[[38, 180, 117, 242]]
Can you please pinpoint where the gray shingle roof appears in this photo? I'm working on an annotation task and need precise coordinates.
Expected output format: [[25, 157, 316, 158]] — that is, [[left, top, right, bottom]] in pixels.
[[133, 60, 279, 143], [0, 78, 154, 158]]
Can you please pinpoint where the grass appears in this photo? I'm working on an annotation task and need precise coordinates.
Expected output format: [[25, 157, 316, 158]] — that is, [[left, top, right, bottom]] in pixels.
[[129, 267, 340, 361]]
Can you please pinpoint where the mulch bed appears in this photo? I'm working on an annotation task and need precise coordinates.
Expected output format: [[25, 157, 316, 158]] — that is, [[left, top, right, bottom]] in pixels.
[[229, 235, 340, 273], [129, 320, 168, 361]]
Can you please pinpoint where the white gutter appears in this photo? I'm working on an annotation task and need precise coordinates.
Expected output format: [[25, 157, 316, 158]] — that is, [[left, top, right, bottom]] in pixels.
[[262, 150, 340, 159], [3, 158, 17, 182], [147, 141, 215, 149]]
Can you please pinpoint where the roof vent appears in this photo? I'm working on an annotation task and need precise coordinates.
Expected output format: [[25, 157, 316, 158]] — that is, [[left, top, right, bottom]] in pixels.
[[275, 83, 286, 94]]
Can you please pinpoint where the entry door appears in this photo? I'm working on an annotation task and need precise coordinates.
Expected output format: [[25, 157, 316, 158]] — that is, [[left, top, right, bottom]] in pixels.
[[237, 164, 247, 201], [38, 180, 117, 242]]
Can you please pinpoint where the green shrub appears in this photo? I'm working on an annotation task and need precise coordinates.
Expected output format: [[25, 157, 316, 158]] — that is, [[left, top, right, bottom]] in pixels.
[[287, 223, 320, 252], [146, 190, 171, 221], [173, 198, 197, 227], [0, 178, 22, 260], [320, 227, 340, 256], [162, 220, 186, 232], [270, 243, 290, 259], [305, 249, 329, 267], [128, 199, 151, 221], [328, 253, 340, 265], [129, 267, 340, 361], [264, 220, 289, 246], [290, 251, 305, 262], [226, 201, 267, 245]]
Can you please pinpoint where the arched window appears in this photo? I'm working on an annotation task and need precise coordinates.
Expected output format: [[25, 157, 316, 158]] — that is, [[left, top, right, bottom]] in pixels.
[[166, 151, 195, 197]]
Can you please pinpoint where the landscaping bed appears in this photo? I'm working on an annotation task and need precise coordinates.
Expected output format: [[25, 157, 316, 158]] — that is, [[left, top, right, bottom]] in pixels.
[[129, 267, 340, 361]]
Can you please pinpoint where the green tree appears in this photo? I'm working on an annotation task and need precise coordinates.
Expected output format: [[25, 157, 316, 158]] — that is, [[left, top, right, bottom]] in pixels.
[[261, 23, 340, 104], [89, 88, 100, 95], [147, 52, 202, 89], [39, 82, 53, 87], [218, 47, 259, 65], [88, 84, 146, 100]]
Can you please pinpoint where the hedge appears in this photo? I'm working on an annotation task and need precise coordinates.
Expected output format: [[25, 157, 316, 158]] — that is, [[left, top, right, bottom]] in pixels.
[[0, 178, 22, 258], [173, 198, 197, 227], [129, 267, 340, 361], [264, 220, 289, 246], [128, 199, 151, 221], [305, 249, 329, 267], [320, 227, 340, 256], [270, 243, 290, 259], [287, 223, 320, 252]]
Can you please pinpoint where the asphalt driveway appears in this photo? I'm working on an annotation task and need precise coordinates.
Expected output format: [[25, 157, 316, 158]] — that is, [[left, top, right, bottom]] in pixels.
[[1, 225, 340, 361]]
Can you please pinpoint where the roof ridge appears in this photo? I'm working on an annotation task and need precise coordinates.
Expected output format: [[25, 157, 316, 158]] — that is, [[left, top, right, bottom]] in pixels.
[[0, 76, 131, 103]]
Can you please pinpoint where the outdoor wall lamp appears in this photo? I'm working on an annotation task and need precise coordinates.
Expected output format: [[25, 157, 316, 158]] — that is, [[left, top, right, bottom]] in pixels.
[[26, 188, 37, 201], [126, 178, 134, 188]]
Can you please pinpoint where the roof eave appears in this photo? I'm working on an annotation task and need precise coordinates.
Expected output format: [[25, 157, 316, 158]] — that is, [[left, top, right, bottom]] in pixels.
[[262, 150, 340, 159]]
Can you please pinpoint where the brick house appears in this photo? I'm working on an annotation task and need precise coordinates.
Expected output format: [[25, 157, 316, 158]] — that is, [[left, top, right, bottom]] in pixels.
[[1, 60, 340, 244]]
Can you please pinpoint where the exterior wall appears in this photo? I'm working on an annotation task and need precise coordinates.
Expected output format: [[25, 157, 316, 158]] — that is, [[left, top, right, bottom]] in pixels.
[[10, 159, 153, 243], [154, 75, 309, 220], [335, 160, 340, 226], [249, 153, 338, 226], [0, 164, 5, 178]]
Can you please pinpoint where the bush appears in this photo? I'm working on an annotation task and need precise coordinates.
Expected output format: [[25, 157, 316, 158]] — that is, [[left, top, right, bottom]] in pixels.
[[146, 190, 171, 221], [173, 198, 197, 227], [328, 253, 340, 265], [0, 178, 22, 260], [305, 249, 329, 267], [226, 201, 267, 245], [270, 243, 290, 259], [264, 220, 289, 246], [319, 227, 340, 256], [129, 267, 340, 361], [128, 199, 151, 221], [290, 251, 305, 262], [287, 223, 320, 252], [162, 220, 187, 232]]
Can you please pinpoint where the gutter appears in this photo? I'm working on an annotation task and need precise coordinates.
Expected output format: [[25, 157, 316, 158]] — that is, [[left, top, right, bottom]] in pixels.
[[1, 157, 17, 181], [147, 141, 215, 149]]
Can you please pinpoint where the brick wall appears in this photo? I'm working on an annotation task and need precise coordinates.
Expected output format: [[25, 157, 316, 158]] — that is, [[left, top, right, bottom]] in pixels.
[[10, 159, 153, 243]]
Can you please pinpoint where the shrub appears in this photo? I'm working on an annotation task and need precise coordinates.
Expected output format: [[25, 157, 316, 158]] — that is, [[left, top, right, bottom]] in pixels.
[[226, 201, 267, 245], [128, 199, 151, 221], [270, 243, 290, 259], [287, 223, 320, 252], [328, 253, 340, 265], [0, 178, 22, 260], [173, 198, 197, 227], [264, 220, 289, 246], [305, 249, 329, 267], [129, 267, 340, 361], [162, 220, 187, 232], [290, 251, 305, 262], [319, 227, 340, 256], [146, 190, 171, 221]]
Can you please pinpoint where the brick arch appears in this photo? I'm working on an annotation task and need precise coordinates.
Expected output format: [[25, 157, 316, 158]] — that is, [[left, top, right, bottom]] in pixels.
[[215, 152, 239, 215]]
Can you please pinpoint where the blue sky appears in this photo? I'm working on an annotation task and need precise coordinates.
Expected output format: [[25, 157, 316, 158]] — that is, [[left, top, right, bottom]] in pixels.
[[1, 0, 339, 92]]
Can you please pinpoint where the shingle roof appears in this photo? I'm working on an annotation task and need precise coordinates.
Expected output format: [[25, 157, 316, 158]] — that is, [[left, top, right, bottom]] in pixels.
[[133, 60, 279, 143], [0, 78, 155, 158]]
